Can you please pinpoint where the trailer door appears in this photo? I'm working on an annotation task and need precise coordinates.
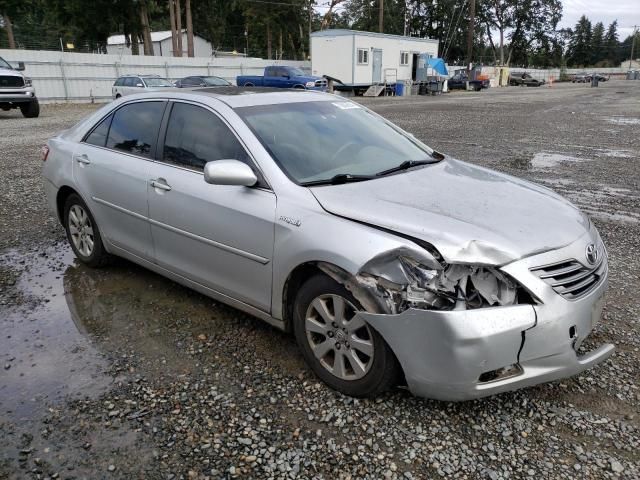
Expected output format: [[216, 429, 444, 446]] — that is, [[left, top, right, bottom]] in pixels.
[[372, 49, 383, 83]]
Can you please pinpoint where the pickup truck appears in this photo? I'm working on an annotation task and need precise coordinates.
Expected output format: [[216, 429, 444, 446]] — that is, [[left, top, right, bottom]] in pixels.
[[237, 66, 327, 90], [447, 72, 489, 91], [0, 55, 39, 117], [509, 73, 545, 87]]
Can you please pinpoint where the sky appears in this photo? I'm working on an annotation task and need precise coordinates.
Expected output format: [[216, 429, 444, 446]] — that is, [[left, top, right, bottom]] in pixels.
[[558, 0, 638, 39]]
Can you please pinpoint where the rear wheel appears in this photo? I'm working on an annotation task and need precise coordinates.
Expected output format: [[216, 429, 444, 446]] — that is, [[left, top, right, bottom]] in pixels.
[[63, 194, 111, 267], [293, 274, 399, 397], [20, 99, 39, 118], [243, 82, 254, 87]]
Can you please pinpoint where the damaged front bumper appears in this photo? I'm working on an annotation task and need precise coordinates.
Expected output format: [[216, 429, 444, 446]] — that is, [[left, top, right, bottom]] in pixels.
[[358, 248, 614, 401]]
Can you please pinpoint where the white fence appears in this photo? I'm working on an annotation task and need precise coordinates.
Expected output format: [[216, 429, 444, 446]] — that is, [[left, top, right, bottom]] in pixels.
[[447, 65, 630, 81], [0, 49, 311, 103]]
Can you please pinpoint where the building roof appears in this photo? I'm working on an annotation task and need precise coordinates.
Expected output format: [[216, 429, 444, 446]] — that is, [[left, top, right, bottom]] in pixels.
[[107, 30, 189, 45], [311, 29, 438, 44]]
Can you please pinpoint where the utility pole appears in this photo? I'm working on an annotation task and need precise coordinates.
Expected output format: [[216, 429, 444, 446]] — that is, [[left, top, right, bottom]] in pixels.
[[630, 26, 638, 70], [379, 0, 384, 33], [466, 0, 475, 77], [309, 0, 312, 60]]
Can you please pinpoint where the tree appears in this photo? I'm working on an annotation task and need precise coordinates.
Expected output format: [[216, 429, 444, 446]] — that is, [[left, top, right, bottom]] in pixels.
[[604, 21, 619, 65], [590, 21, 604, 65], [185, 0, 193, 56], [567, 15, 591, 66]]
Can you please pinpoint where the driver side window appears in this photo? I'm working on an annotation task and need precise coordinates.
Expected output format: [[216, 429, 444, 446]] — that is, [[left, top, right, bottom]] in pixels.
[[162, 103, 251, 172]]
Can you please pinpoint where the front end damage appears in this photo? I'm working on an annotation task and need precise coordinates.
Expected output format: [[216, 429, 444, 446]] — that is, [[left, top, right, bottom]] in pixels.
[[318, 237, 615, 401]]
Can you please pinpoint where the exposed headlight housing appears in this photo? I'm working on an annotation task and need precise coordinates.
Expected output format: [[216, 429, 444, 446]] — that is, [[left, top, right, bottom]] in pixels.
[[305, 81, 316, 88], [24, 77, 33, 87], [397, 256, 521, 311]]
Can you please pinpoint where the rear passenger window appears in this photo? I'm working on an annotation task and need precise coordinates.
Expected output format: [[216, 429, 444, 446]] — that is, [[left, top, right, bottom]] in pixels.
[[106, 102, 165, 158], [85, 113, 113, 147], [162, 103, 250, 171]]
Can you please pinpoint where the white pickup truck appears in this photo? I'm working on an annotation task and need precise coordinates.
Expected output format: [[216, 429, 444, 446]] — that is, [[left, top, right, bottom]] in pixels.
[[0, 55, 39, 118]]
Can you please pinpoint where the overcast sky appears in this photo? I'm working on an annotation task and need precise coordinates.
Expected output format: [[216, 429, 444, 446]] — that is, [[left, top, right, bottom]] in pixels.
[[559, 0, 638, 39]]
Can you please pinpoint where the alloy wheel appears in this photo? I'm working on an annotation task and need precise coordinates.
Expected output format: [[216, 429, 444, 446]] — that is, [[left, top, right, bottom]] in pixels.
[[305, 294, 374, 380], [68, 204, 95, 257]]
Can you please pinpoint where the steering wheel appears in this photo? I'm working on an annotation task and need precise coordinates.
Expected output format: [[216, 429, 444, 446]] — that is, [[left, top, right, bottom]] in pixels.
[[331, 142, 360, 163]]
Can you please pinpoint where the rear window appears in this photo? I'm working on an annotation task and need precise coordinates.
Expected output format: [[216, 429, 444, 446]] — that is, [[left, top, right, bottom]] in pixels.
[[106, 101, 165, 158]]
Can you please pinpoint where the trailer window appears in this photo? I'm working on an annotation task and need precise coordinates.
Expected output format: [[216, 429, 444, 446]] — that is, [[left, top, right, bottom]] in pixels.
[[400, 52, 410, 66], [357, 49, 369, 65]]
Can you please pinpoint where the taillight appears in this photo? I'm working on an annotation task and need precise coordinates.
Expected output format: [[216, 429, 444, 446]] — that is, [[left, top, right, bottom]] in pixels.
[[41, 145, 50, 162]]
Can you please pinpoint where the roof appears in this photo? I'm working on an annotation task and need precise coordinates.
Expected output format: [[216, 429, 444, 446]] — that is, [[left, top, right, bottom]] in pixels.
[[107, 30, 190, 45], [311, 29, 438, 44], [116, 88, 337, 109]]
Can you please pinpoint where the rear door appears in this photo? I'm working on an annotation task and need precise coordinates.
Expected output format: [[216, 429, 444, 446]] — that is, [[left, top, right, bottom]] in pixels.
[[147, 101, 276, 311], [73, 100, 166, 259]]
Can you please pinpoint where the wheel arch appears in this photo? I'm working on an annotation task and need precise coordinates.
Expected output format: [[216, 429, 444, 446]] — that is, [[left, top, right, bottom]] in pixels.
[[56, 185, 81, 224]]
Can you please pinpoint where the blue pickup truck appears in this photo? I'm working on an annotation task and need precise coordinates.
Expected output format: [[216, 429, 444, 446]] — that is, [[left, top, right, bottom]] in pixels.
[[237, 66, 327, 90]]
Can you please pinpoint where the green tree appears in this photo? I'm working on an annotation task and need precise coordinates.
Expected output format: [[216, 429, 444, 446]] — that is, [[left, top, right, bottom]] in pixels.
[[567, 15, 592, 66], [604, 20, 619, 65], [590, 21, 604, 65]]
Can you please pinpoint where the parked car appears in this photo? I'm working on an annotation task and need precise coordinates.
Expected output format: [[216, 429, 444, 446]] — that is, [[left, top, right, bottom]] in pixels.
[[112, 74, 175, 98], [572, 73, 590, 83], [42, 89, 613, 401], [175, 75, 231, 88], [0, 55, 39, 117], [447, 72, 489, 91], [509, 73, 545, 87], [237, 66, 327, 90]]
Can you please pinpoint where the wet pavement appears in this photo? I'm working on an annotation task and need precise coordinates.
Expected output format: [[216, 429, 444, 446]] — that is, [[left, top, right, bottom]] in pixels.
[[1, 81, 639, 479]]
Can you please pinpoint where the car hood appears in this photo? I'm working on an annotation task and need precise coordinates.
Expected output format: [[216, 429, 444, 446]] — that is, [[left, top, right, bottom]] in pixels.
[[310, 158, 590, 265], [0, 68, 23, 78]]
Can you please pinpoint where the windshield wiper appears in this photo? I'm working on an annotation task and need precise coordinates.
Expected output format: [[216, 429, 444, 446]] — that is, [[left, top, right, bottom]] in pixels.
[[301, 173, 376, 186], [375, 159, 436, 177]]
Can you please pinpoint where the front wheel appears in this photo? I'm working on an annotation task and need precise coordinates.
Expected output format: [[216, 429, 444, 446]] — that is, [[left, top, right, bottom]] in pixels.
[[20, 99, 39, 118], [63, 193, 112, 267], [293, 274, 399, 397]]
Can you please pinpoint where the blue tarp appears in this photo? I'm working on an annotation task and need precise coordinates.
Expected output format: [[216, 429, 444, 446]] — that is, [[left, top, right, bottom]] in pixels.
[[426, 57, 448, 76]]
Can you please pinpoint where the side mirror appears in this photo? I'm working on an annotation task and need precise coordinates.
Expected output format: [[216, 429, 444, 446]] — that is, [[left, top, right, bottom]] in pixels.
[[15, 62, 25, 71], [204, 160, 257, 187]]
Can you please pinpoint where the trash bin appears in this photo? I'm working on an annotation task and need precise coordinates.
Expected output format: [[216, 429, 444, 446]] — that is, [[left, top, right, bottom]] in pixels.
[[395, 83, 404, 96], [591, 76, 599, 87]]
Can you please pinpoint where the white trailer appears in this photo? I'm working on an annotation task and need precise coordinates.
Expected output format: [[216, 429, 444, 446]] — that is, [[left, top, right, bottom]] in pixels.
[[310, 29, 439, 89]]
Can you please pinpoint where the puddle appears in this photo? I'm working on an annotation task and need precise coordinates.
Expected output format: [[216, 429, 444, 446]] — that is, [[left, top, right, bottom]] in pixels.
[[1, 247, 110, 421], [1, 243, 304, 423], [605, 117, 640, 126], [531, 152, 585, 169], [595, 149, 635, 159]]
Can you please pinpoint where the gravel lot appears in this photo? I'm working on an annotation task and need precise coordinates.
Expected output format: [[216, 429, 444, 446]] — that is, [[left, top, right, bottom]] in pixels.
[[1, 81, 639, 479]]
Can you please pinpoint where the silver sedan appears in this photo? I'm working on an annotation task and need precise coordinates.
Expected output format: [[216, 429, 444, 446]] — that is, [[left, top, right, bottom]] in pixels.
[[41, 89, 614, 401]]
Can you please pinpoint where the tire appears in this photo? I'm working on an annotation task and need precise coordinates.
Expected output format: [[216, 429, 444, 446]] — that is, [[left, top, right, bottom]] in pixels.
[[115, 93, 122, 99], [20, 99, 39, 118], [243, 82, 254, 87], [293, 84, 305, 89], [63, 193, 112, 268], [293, 274, 399, 397]]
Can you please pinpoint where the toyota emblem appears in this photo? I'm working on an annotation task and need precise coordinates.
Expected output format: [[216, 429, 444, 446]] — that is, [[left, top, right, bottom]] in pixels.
[[585, 243, 598, 265]]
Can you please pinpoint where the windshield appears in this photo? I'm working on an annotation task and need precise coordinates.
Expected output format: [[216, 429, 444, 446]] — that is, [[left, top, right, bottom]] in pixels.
[[237, 101, 433, 184], [203, 76, 230, 86], [0, 57, 12, 69], [144, 77, 173, 87]]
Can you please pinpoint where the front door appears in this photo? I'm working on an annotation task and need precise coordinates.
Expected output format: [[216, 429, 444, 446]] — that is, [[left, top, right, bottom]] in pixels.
[[73, 101, 166, 259], [372, 49, 383, 83], [147, 101, 276, 312]]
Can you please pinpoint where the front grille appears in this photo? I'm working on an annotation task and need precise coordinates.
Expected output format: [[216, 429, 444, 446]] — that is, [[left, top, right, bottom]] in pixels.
[[530, 257, 607, 300], [0, 76, 24, 88], [315, 79, 328, 87]]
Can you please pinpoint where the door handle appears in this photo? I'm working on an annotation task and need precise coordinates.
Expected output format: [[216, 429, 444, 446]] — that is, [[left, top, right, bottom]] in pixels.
[[150, 179, 172, 192], [75, 154, 91, 165]]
